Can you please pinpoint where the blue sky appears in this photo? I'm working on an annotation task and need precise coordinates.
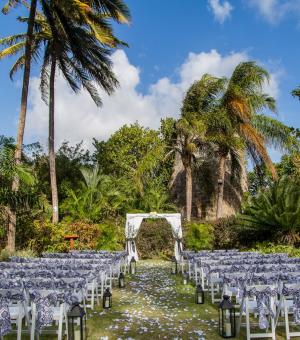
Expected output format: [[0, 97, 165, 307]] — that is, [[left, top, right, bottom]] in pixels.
[[0, 0, 300, 158]]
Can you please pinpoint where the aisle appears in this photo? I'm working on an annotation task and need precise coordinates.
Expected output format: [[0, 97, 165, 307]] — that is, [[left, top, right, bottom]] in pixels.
[[87, 260, 220, 340]]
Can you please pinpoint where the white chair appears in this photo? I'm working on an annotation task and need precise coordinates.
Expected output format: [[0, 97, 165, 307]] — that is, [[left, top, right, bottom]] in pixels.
[[238, 285, 277, 340], [30, 290, 68, 340], [0, 289, 29, 340], [276, 283, 300, 340]]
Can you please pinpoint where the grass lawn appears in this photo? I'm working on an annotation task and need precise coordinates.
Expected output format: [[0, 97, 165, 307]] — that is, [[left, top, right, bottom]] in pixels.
[[5, 260, 294, 339], [86, 260, 289, 339]]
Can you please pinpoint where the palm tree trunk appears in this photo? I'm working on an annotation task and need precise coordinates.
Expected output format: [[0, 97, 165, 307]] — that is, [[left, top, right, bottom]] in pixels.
[[7, 0, 37, 252], [216, 154, 227, 219], [49, 57, 59, 223], [185, 163, 192, 222]]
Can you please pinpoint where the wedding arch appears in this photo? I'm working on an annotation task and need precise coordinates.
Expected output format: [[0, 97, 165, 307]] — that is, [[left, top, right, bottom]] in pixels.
[[125, 212, 183, 262]]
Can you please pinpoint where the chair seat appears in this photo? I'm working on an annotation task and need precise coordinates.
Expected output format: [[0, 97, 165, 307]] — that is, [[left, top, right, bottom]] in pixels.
[[52, 306, 65, 320], [9, 306, 24, 319]]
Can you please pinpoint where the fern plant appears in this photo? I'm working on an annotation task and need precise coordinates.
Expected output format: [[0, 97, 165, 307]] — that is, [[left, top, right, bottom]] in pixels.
[[239, 177, 300, 245]]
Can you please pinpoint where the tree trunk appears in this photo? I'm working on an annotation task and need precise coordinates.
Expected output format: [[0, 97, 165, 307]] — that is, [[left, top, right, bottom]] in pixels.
[[49, 57, 59, 223], [216, 154, 227, 219], [185, 163, 192, 222], [6, 206, 16, 253], [7, 0, 38, 252]]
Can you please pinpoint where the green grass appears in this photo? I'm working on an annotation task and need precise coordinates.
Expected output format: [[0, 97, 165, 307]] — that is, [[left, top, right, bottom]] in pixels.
[[4, 260, 296, 339]]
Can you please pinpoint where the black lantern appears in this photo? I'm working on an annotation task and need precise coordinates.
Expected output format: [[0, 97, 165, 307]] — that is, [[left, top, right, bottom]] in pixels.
[[119, 272, 125, 288], [129, 257, 136, 275], [219, 295, 236, 338], [67, 303, 86, 340], [103, 288, 112, 309], [183, 271, 189, 285], [171, 256, 178, 275], [195, 284, 204, 304]]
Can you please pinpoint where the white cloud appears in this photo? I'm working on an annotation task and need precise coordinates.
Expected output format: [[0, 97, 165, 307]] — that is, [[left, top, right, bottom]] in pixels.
[[25, 49, 280, 149], [248, 0, 300, 23], [208, 0, 233, 23]]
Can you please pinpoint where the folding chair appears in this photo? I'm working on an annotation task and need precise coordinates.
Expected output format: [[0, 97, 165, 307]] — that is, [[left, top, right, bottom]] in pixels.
[[0, 289, 30, 340], [276, 283, 300, 340], [238, 285, 277, 340], [30, 289, 68, 340]]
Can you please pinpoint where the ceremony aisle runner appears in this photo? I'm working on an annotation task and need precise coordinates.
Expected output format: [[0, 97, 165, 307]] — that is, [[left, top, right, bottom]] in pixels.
[[87, 260, 218, 340]]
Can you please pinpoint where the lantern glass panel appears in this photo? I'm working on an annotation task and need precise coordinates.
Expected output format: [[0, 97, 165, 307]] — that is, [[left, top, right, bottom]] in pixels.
[[218, 295, 236, 338], [195, 285, 204, 304], [119, 272, 125, 288], [171, 256, 178, 275], [67, 304, 86, 340], [130, 257, 136, 275], [183, 272, 189, 285], [103, 288, 112, 309]]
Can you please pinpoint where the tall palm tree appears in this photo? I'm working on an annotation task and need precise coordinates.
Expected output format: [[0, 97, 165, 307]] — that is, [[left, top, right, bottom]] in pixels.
[[39, 4, 127, 222], [221, 62, 277, 177], [175, 113, 206, 221], [1, 0, 37, 251], [179, 75, 226, 221], [202, 108, 244, 219], [1, 0, 130, 225], [182, 64, 294, 220]]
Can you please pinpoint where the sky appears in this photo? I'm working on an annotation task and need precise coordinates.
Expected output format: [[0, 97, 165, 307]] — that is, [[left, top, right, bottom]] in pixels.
[[0, 0, 300, 161]]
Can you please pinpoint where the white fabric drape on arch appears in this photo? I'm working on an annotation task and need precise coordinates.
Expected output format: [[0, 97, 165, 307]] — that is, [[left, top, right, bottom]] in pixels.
[[125, 213, 183, 262]]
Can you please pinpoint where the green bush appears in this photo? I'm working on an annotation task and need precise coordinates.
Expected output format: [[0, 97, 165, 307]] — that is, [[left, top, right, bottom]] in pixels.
[[0, 248, 12, 261], [184, 222, 214, 251], [239, 177, 300, 246], [28, 219, 125, 254], [0, 248, 37, 261], [14, 248, 37, 258], [96, 220, 125, 251], [136, 219, 174, 259], [213, 216, 241, 249], [252, 242, 300, 257]]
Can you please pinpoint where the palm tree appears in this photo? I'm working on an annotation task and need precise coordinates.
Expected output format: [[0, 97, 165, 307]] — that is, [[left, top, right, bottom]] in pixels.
[[175, 113, 206, 221], [1, 0, 38, 251], [182, 64, 294, 219], [61, 166, 127, 221], [221, 62, 277, 177], [179, 75, 226, 221], [1, 1, 130, 224], [40, 3, 128, 223], [202, 108, 244, 219]]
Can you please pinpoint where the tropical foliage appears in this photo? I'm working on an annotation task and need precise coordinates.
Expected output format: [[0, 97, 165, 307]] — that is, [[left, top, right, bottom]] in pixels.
[[0, 0, 131, 250], [239, 177, 300, 246], [184, 222, 214, 250], [1, 1, 300, 255]]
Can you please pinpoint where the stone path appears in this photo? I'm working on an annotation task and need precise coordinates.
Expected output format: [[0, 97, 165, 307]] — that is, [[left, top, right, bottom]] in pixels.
[[88, 260, 221, 340]]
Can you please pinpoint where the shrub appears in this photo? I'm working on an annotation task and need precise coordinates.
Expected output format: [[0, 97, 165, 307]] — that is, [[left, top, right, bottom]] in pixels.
[[0, 248, 37, 261], [213, 216, 241, 249], [29, 221, 68, 254], [97, 220, 125, 251], [28, 219, 125, 254], [184, 222, 214, 251], [239, 177, 300, 246], [136, 219, 174, 259], [14, 248, 37, 258], [252, 242, 300, 257], [0, 248, 12, 261]]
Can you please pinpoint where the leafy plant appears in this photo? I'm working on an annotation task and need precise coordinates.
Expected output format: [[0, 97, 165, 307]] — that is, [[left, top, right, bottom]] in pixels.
[[96, 220, 124, 251], [184, 222, 214, 250], [238, 177, 300, 245], [136, 219, 174, 259], [252, 242, 300, 257], [213, 216, 240, 249], [61, 166, 130, 221]]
